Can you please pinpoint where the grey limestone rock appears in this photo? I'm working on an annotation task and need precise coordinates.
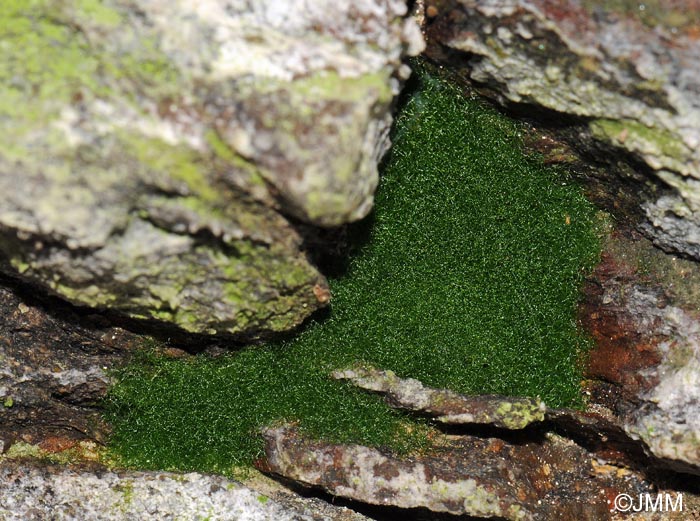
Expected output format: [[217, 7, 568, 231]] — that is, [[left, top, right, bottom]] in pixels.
[[0, 460, 370, 521], [0, 0, 423, 336]]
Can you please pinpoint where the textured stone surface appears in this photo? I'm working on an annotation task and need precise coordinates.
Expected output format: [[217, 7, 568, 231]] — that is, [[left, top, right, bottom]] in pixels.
[[260, 425, 664, 520], [0, 0, 422, 336], [581, 229, 700, 474], [423, 2, 700, 473], [332, 366, 546, 429], [423, 0, 700, 260], [0, 460, 370, 521], [334, 365, 658, 467], [260, 368, 700, 519], [0, 279, 138, 451]]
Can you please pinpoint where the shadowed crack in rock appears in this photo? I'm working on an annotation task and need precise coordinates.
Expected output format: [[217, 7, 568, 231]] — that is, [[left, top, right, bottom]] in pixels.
[[257, 369, 700, 520], [259, 424, 657, 521], [332, 366, 658, 471]]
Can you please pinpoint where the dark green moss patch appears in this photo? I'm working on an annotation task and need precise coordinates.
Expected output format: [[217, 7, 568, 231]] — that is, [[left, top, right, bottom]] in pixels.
[[105, 60, 601, 472]]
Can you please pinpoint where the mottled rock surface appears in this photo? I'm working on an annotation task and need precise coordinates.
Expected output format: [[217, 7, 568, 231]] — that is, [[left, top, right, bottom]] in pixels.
[[261, 425, 664, 521], [423, 0, 700, 260], [0, 0, 422, 336], [581, 228, 700, 474], [332, 367, 546, 429], [260, 372, 700, 520], [0, 279, 138, 451], [421, 0, 700, 477], [0, 460, 370, 521]]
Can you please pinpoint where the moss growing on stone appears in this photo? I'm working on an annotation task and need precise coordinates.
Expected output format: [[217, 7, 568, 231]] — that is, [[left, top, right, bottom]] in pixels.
[[105, 60, 601, 472]]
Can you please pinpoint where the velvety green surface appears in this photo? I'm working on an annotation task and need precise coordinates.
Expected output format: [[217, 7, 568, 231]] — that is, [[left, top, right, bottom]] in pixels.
[[106, 60, 601, 472]]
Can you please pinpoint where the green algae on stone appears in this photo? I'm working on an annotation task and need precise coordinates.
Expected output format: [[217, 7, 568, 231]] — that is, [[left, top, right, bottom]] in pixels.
[[580, 0, 698, 30], [244, 70, 393, 106], [105, 59, 601, 472], [0, 0, 181, 128]]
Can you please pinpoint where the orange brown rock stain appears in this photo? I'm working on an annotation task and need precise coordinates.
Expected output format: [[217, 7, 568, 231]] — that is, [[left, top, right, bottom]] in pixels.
[[578, 233, 664, 398]]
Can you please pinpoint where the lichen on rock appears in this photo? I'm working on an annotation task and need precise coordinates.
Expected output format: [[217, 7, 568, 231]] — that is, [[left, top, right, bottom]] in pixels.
[[260, 423, 659, 520], [0, 460, 367, 521], [0, 0, 423, 335]]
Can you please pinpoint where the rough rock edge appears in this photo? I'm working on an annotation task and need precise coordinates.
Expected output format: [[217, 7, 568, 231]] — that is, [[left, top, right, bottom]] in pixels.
[[0, 1, 424, 336], [261, 426, 532, 520], [332, 366, 546, 429], [580, 231, 700, 474], [334, 364, 700, 476], [260, 424, 676, 521], [0, 459, 370, 521]]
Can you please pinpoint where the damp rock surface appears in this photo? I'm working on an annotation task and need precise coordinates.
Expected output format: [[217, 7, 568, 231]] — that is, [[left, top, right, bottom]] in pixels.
[[0, 0, 422, 336], [423, 0, 700, 260]]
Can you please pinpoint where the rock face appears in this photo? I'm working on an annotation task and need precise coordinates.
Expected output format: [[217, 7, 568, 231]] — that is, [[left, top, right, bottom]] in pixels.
[[333, 367, 546, 429], [421, 0, 700, 478], [581, 229, 700, 474], [0, 1, 422, 336], [260, 424, 656, 520], [0, 278, 140, 451], [0, 460, 370, 521], [423, 0, 700, 260], [260, 373, 698, 520]]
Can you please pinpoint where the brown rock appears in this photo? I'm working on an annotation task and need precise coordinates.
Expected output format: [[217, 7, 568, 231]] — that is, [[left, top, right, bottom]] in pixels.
[[260, 425, 655, 520]]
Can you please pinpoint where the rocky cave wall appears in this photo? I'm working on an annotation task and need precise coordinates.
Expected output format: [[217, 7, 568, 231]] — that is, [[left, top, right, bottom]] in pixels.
[[2, 1, 700, 520]]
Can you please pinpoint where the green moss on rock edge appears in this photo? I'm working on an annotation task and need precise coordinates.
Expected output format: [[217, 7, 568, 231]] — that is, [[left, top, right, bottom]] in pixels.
[[105, 59, 602, 472]]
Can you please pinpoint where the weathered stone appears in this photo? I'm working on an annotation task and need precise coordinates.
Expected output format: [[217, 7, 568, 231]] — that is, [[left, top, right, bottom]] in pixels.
[[0, 280, 138, 451], [0, 0, 423, 336], [421, 2, 700, 473], [333, 365, 658, 470], [260, 425, 665, 520], [422, 0, 700, 260], [0, 460, 370, 521], [258, 368, 700, 520], [332, 366, 546, 429], [581, 229, 700, 474]]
